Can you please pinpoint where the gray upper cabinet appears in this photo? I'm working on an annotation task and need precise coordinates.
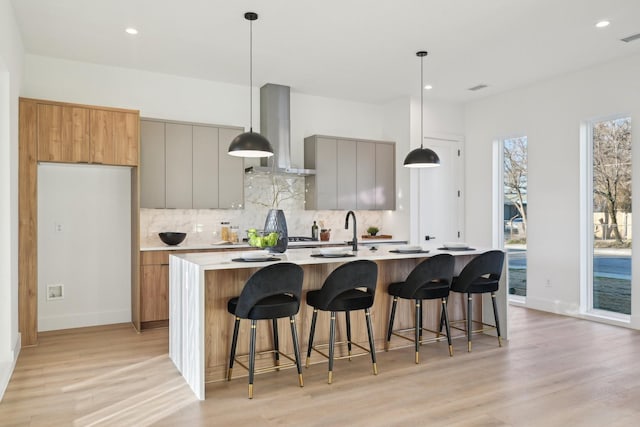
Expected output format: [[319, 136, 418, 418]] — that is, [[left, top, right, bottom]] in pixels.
[[192, 125, 219, 209], [337, 140, 357, 209], [304, 135, 396, 210], [165, 123, 193, 209], [218, 127, 244, 209], [375, 142, 396, 210], [356, 141, 376, 210], [140, 120, 166, 208], [140, 119, 244, 209]]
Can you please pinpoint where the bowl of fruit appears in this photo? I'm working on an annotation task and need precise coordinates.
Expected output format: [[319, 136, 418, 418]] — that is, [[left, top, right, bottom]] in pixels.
[[247, 229, 279, 249]]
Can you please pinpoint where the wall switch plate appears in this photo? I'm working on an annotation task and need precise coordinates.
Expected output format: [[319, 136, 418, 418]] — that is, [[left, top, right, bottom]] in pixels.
[[47, 284, 64, 300]]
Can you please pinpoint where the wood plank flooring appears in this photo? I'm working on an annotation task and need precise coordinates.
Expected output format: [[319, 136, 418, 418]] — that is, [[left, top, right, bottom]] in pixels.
[[1, 307, 640, 426]]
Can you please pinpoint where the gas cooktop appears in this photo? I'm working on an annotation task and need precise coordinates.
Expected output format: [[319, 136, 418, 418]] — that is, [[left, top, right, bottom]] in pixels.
[[288, 236, 317, 242]]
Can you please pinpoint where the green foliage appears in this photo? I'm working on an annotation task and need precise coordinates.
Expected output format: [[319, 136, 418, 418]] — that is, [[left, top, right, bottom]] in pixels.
[[367, 226, 379, 235], [247, 229, 279, 248]]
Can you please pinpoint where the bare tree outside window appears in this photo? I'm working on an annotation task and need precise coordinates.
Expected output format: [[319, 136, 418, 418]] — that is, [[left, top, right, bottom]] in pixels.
[[504, 137, 527, 238], [593, 118, 632, 244]]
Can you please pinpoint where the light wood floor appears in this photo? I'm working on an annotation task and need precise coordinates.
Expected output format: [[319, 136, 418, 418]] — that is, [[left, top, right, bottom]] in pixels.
[[1, 306, 639, 426]]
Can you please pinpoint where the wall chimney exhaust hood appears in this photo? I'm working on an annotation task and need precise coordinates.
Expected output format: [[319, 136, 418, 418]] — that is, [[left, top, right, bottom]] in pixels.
[[245, 84, 315, 176]]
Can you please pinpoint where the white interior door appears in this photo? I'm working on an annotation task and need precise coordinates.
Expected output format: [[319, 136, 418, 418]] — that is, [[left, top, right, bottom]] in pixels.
[[417, 137, 463, 249]]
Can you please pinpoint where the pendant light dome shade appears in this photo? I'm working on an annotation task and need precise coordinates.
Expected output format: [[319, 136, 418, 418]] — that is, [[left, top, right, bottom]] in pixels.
[[228, 12, 274, 158], [228, 130, 274, 158], [403, 50, 440, 168], [403, 146, 440, 167]]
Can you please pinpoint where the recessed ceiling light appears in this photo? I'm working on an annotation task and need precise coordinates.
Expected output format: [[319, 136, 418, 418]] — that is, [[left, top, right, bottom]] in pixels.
[[125, 27, 139, 35], [595, 20, 610, 28], [424, 85, 433, 90]]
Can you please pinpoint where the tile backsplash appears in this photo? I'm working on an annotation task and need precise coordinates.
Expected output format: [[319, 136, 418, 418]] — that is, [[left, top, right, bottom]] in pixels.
[[141, 173, 385, 247]]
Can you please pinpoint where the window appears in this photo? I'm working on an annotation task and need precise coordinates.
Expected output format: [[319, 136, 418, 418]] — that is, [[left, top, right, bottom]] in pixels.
[[586, 117, 632, 316], [500, 137, 528, 299]]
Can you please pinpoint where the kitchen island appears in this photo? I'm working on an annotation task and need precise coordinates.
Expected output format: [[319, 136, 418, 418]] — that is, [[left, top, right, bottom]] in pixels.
[[169, 246, 507, 399]]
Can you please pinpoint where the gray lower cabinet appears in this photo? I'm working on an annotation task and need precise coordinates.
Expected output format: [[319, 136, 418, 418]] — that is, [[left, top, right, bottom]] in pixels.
[[140, 119, 244, 209], [304, 135, 395, 210]]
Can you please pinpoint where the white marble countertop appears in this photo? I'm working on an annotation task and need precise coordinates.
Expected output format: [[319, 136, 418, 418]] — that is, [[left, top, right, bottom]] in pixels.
[[140, 239, 407, 251], [170, 245, 488, 270]]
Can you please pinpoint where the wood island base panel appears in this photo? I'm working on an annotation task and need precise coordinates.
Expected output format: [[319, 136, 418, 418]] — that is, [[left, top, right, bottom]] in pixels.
[[169, 246, 507, 399]]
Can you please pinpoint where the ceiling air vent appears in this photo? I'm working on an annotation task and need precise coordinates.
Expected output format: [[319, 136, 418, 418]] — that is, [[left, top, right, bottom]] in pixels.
[[620, 32, 640, 43], [468, 84, 488, 91]]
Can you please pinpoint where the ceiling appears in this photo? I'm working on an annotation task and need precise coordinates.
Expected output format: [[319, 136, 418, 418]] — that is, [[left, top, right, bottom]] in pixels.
[[10, 0, 640, 104]]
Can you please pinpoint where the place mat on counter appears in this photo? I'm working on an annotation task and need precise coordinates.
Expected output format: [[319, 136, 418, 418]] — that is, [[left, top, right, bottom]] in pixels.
[[389, 250, 430, 254], [310, 254, 356, 258], [231, 257, 281, 262], [436, 247, 476, 251]]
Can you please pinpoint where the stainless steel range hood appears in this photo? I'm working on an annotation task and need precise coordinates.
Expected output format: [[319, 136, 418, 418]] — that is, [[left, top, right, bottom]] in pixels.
[[246, 83, 315, 176]]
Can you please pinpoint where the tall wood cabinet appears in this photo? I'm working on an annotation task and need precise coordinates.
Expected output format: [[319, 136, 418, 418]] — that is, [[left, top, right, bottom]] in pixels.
[[140, 119, 244, 209], [19, 98, 141, 346], [304, 135, 396, 210]]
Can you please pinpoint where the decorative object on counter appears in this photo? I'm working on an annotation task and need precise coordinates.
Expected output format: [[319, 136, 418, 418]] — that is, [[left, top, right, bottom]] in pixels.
[[361, 234, 393, 239], [158, 232, 187, 246], [366, 226, 379, 236], [403, 51, 440, 168], [319, 229, 331, 242], [227, 12, 274, 159], [312, 221, 319, 241], [263, 209, 288, 253]]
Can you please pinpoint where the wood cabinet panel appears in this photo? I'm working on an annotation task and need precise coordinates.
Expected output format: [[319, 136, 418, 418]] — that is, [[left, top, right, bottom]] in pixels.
[[37, 103, 90, 162], [165, 123, 193, 208], [375, 142, 396, 210], [141, 265, 169, 322], [192, 126, 219, 209], [91, 110, 139, 166], [140, 120, 166, 208], [218, 127, 244, 208]]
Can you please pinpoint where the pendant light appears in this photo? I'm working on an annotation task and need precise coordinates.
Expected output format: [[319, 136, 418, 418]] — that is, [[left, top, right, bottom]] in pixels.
[[228, 12, 274, 158], [403, 51, 440, 168]]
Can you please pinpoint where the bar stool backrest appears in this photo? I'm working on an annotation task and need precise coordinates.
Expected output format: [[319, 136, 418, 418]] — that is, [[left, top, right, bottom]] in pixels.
[[234, 262, 304, 318], [313, 260, 378, 310], [401, 254, 455, 298], [451, 250, 505, 293]]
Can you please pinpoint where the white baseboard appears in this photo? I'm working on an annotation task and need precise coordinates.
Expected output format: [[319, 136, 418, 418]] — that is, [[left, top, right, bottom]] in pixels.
[[38, 309, 131, 332], [0, 332, 21, 401]]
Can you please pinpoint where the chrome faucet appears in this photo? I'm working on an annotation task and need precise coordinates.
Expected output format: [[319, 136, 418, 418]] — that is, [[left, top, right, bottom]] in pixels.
[[345, 210, 358, 251]]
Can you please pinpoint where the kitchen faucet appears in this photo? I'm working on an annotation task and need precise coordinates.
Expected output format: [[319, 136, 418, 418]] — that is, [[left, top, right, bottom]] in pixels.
[[345, 210, 358, 251]]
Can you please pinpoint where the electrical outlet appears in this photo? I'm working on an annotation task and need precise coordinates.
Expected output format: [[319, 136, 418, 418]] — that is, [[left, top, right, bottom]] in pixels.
[[545, 279, 552, 288], [47, 284, 64, 300], [54, 222, 63, 232]]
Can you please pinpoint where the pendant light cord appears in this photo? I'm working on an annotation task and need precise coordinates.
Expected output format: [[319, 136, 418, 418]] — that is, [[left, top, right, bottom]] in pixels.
[[249, 18, 253, 132], [420, 54, 424, 149]]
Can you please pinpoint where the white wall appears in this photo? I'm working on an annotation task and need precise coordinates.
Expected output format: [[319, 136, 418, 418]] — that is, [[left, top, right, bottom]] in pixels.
[[37, 164, 132, 331], [465, 52, 640, 328], [0, 0, 23, 401]]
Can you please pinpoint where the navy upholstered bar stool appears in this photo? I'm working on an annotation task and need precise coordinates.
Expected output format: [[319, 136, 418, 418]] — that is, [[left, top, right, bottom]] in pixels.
[[385, 254, 455, 363], [447, 250, 505, 352], [305, 259, 378, 384], [227, 262, 304, 399]]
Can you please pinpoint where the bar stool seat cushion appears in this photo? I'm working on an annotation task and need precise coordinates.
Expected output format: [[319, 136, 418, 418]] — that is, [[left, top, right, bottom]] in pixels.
[[228, 294, 300, 320], [455, 277, 499, 294], [307, 288, 373, 312], [387, 280, 450, 300]]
